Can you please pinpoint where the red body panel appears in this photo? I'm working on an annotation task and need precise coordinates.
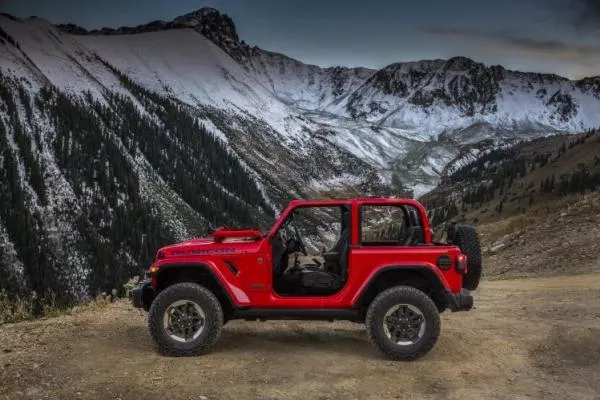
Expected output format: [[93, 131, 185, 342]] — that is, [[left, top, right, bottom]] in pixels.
[[151, 198, 466, 309]]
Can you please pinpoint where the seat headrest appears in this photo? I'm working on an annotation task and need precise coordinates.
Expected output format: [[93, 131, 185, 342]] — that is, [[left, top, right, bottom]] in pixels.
[[403, 226, 424, 246]]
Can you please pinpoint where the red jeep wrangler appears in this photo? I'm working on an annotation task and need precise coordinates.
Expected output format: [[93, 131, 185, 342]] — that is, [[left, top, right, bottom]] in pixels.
[[132, 198, 481, 360]]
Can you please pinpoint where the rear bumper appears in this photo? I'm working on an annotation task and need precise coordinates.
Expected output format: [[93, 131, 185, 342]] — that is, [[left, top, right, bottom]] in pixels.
[[130, 280, 155, 311], [445, 289, 473, 312]]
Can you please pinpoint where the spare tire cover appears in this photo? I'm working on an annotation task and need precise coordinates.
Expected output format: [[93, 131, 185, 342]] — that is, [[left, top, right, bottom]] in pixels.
[[451, 225, 482, 291]]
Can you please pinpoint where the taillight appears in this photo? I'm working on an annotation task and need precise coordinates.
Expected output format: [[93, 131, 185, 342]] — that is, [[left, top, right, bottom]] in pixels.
[[456, 254, 468, 273]]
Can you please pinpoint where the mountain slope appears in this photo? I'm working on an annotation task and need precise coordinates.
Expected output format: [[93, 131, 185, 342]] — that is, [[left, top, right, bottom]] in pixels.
[[0, 12, 385, 302], [422, 129, 600, 226], [0, 66, 279, 302], [421, 129, 600, 280]]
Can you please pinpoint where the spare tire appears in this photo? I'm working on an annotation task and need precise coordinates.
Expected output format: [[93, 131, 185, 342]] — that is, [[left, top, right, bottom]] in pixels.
[[449, 224, 482, 291]]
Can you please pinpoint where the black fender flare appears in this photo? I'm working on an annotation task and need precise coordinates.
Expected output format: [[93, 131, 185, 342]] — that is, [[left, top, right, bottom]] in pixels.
[[352, 265, 449, 308], [154, 262, 237, 309]]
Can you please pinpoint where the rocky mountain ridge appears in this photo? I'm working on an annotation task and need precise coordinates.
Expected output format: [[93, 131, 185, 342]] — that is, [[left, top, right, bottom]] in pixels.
[[53, 8, 600, 139]]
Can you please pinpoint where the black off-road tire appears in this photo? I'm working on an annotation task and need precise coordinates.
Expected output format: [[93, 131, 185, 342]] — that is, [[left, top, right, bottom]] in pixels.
[[148, 283, 223, 356], [452, 225, 482, 290], [365, 286, 441, 361]]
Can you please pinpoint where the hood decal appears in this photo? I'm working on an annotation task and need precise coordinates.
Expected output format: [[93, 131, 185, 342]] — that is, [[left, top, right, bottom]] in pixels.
[[169, 247, 237, 256]]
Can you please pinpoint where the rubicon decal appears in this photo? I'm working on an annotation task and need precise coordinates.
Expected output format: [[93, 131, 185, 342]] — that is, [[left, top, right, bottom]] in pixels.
[[169, 248, 237, 256]]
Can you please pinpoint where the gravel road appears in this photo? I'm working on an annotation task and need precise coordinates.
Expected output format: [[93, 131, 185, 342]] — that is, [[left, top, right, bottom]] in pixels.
[[1, 274, 600, 400]]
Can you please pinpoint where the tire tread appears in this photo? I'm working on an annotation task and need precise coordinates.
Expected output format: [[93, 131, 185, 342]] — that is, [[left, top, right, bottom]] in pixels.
[[365, 286, 440, 361], [148, 282, 223, 357]]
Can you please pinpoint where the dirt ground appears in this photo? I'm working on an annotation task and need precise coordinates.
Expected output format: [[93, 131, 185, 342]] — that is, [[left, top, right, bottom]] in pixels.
[[1, 274, 600, 400]]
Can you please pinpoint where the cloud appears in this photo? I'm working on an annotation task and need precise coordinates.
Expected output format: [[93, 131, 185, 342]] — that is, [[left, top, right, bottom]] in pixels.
[[421, 25, 600, 78], [421, 25, 600, 61], [506, 37, 600, 59]]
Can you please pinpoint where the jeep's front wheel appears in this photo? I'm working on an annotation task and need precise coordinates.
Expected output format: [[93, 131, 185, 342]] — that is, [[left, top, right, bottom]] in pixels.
[[148, 283, 223, 356], [365, 286, 440, 361]]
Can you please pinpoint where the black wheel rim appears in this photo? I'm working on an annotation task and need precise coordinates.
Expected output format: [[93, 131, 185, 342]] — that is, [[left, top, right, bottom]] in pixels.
[[163, 300, 205, 343], [382, 304, 426, 345]]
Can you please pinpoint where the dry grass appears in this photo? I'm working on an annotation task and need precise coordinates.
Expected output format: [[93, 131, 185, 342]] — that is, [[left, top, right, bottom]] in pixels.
[[0, 290, 36, 324], [478, 213, 539, 241], [479, 191, 600, 279], [479, 191, 595, 242], [0, 289, 114, 325]]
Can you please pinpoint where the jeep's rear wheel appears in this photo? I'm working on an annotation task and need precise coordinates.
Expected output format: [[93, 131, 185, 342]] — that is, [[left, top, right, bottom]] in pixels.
[[365, 286, 440, 361], [148, 283, 223, 356]]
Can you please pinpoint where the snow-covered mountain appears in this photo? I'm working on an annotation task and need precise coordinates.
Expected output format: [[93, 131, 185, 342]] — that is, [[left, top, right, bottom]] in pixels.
[[0, 7, 599, 302], [45, 9, 600, 175], [5, 9, 600, 191]]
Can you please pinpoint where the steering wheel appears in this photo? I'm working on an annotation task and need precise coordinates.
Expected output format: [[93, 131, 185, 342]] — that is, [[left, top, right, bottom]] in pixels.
[[292, 225, 308, 255]]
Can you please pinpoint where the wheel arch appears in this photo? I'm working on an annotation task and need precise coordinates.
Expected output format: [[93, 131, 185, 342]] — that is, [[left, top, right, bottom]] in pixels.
[[353, 265, 449, 312], [154, 263, 236, 317]]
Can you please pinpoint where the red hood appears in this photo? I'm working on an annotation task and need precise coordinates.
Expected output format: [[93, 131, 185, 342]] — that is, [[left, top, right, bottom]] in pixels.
[[156, 228, 263, 259]]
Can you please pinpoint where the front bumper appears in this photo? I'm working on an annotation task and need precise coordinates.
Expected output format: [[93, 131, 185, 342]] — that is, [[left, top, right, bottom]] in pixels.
[[445, 289, 474, 312], [130, 280, 155, 311]]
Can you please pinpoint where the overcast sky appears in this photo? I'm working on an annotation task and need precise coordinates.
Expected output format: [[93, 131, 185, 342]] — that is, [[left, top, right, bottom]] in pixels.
[[1, 0, 599, 79]]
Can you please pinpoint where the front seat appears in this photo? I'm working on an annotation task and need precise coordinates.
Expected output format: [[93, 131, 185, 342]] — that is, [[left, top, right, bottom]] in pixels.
[[321, 227, 348, 272], [298, 228, 349, 293]]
